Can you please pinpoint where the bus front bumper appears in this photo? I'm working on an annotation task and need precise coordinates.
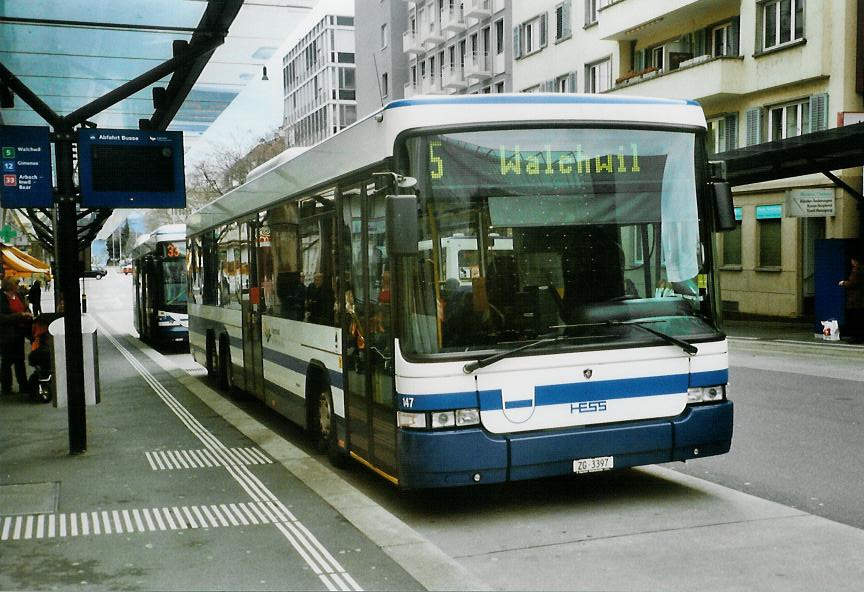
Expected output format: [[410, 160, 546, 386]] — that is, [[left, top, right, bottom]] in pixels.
[[396, 401, 733, 489]]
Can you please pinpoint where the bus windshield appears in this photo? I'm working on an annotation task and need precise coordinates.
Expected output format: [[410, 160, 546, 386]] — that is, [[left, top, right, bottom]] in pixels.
[[400, 127, 721, 356], [162, 241, 187, 309]]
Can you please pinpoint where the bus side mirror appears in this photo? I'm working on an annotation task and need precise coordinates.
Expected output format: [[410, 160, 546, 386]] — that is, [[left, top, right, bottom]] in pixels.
[[712, 181, 736, 232], [386, 194, 419, 256]]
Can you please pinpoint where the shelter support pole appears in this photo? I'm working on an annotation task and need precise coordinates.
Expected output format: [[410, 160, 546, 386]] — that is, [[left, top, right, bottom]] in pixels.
[[54, 126, 87, 454], [822, 171, 864, 248]]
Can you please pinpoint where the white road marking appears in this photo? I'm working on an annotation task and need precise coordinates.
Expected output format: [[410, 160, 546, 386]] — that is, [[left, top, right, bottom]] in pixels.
[[144, 447, 273, 470]]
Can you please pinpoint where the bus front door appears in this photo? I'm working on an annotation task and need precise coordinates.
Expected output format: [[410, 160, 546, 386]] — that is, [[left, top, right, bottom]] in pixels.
[[241, 222, 265, 398], [343, 185, 398, 480]]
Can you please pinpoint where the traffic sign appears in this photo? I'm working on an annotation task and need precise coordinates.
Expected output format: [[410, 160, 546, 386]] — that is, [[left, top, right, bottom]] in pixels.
[[0, 125, 54, 208]]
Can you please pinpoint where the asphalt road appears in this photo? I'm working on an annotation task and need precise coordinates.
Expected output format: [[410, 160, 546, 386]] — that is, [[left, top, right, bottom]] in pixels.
[[672, 345, 864, 529]]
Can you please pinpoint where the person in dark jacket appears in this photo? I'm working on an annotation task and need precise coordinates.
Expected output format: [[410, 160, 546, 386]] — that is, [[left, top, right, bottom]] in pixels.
[[1, 276, 33, 395], [28, 280, 42, 316], [839, 255, 864, 343]]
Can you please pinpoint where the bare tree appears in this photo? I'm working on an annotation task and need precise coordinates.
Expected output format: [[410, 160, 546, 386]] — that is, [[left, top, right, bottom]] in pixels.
[[144, 128, 286, 229]]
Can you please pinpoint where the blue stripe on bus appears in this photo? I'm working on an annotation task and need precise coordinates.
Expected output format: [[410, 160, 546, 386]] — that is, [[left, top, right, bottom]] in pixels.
[[406, 369, 728, 412], [262, 346, 345, 391], [690, 369, 728, 386], [385, 95, 700, 110]]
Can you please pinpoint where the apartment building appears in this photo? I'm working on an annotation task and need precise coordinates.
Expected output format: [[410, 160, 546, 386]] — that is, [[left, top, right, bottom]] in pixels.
[[399, 0, 513, 97], [355, 0, 410, 118], [281, 6, 357, 147], [512, 0, 864, 318]]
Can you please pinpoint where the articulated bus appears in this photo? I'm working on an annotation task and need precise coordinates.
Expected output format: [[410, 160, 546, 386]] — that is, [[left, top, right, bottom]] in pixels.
[[186, 94, 736, 488], [130, 224, 189, 349]]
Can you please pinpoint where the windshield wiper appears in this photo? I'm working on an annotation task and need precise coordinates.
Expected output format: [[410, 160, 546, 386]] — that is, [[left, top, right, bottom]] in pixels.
[[554, 320, 698, 356], [463, 336, 563, 374]]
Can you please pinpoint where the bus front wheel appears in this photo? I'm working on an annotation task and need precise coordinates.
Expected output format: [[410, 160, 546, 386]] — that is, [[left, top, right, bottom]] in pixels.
[[205, 332, 217, 378], [313, 385, 346, 468], [218, 335, 233, 391]]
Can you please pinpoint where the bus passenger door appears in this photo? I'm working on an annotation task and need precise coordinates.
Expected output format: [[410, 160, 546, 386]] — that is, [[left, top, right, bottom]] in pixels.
[[241, 222, 265, 398], [342, 184, 397, 478]]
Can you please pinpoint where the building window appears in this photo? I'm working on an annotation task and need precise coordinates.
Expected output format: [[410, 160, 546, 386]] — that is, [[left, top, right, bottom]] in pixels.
[[713, 22, 733, 56], [768, 99, 808, 141], [515, 14, 547, 58], [495, 81, 505, 93], [555, 0, 572, 41], [584, 0, 608, 26], [380, 23, 388, 49], [762, 0, 804, 50], [723, 208, 743, 266], [381, 72, 389, 97], [650, 45, 664, 70], [707, 114, 737, 155], [585, 57, 611, 93], [757, 205, 783, 268], [495, 19, 504, 54]]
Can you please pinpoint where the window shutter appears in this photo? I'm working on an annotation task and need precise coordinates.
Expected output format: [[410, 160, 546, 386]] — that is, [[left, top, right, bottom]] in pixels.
[[745, 107, 762, 146], [513, 26, 521, 59], [584, 0, 592, 25], [724, 114, 738, 150], [694, 29, 706, 56], [730, 17, 740, 56], [545, 79, 555, 92], [540, 13, 548, 48], [809, 93, 829, 132], [635, 48, 644, 71], [567, 70, 578, 93], [562, 0, 572, 38]]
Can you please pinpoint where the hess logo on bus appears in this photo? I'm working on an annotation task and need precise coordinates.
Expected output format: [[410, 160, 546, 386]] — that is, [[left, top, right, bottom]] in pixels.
[[572, 401, 607, 414]]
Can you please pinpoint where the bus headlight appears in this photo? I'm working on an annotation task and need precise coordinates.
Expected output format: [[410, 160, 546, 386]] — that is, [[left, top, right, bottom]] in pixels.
[[397, 408, 481, 429], [455, 408, 480, 426], [397, 411, 428, 429], [687, 385, 726, 404], [430, 411, 456, 429]]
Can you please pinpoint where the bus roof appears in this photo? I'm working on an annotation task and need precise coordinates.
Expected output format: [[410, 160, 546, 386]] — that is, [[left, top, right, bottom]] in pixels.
[[187, 93, 706, 234], [130, 224, 186, 260]]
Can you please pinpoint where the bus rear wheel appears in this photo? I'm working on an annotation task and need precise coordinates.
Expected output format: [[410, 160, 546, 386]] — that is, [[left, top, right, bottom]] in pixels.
[[205, 332, 217, 378]]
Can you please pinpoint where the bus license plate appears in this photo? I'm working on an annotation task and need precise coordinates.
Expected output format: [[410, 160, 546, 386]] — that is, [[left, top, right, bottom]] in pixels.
[[573, 456, 614, 474]]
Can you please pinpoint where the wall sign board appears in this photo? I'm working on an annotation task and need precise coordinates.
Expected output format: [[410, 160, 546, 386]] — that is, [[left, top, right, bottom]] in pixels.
[[0, 125, 54, 208]]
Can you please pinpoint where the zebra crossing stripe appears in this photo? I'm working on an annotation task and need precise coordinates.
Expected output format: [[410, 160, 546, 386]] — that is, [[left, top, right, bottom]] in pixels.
[[145, 447, 274, 471], [1, 502, 283, 541]]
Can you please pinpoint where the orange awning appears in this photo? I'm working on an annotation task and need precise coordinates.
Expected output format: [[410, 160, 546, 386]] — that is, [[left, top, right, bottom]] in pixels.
[[1, 244, 50, 277]]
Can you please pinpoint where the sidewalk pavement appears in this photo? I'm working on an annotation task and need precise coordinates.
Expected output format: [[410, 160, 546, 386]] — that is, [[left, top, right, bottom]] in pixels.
[[725, 318, 864, 356]]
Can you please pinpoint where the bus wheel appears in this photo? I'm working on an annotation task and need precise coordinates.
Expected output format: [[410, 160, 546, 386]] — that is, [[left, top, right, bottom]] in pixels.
[[218, 335, 233, 391], [205, 332, 217, 378], [313, 386, 346, 468]]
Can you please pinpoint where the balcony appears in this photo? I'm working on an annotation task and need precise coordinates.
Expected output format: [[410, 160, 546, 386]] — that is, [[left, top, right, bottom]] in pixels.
[[465, 51, 491, 80], [422, 22, 445, 47], [442, 65, 468, 89], [441, 7, 466, 32], [611, 56, 745, 104], [465, 0, 492, 19], [420, 75, 444, 95], [402, 31, 424, 54], [597, 0, 737, 41]]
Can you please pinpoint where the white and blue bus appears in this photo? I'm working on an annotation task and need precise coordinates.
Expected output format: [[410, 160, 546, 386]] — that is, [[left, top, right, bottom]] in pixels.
[[186, 94, 735, 488], [130, 224, 189, 349]]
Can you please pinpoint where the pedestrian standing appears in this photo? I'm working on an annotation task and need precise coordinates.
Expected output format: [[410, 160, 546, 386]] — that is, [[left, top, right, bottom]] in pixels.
[[838, 255, 864, 343], [0, 276, 33, 395], [28, 280, 42, 316]]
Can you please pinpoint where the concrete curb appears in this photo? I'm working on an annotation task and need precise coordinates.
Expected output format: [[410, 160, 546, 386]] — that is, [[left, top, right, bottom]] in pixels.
[[729, 336, 864, 358]]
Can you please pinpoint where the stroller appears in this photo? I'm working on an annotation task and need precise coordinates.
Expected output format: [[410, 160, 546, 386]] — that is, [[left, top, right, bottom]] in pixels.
[[28, 313, 61, 403]]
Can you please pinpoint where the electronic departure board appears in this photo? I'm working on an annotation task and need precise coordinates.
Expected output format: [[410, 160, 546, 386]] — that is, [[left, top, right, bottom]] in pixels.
[[78, 129, 185, 208]]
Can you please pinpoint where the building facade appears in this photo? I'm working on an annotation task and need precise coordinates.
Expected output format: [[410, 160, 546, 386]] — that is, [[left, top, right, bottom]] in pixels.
[[512, 0, 864, 318], [282, 9, 357, 147], [398, 0, 514, 97], [355, 0, 411, 118]]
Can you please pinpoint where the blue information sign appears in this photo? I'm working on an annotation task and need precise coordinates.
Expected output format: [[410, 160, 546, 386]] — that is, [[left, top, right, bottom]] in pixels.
[[0, 125, 54, 208], [78, 128, 186, 208]]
